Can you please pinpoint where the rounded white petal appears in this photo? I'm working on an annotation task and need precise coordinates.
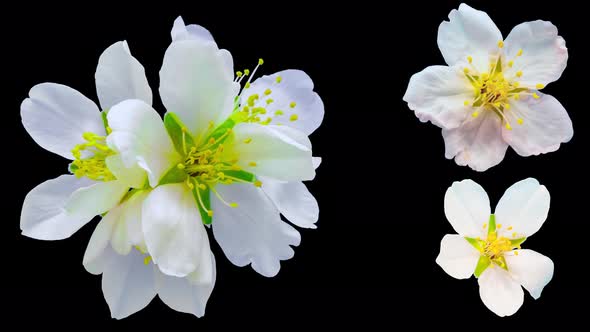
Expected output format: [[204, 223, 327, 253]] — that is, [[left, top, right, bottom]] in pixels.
[[312, 157, 322, 169], [83, 210, 119, 275], [107, 99, 181, 187], [64, 179, 129, 220], [157, 252, 216, 318], [437, 3, 503, 69], [403, 65, 473, 129], [171, 16, 215, 43], [495, 178, 550, 238], [159, 39, 239, 136], [21, 83, 104, 160], [503, 21, 568, 87], [478, 265, 524, 317], [105, 155, 147, 189], [212, 183, 300, 277], [435, 234, 480, 279], [111, 190, 150, 255], [95, 41, 152, 110], [503, 94, 573, 157], [444, 179, 490, 238], [142, 183, 207, 277], [245, 70, 324, 135], [260, 177, 319, 229], [21, 175, 96, 240], [101, 249, 157, 319], [229, 123, 314, 181], [506, 250, 553, 299], [442, 111, 509, 172]]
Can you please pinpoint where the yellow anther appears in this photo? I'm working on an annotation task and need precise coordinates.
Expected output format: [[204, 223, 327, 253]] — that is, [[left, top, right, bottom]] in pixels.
[[208, 138, 216, 144], [504, 103, 510, 110], [516, 71, 523, 77], [231, 164, 241, 171], [208, 121, 215, 129], [187, 182, 194, 190], [244, 69, 250, 76], [258, 58, 264, 65], [512, 232, 517, 238], [248, 161, 257, 167], [199, 184, 206, 190], [505, 123, 512, 130], [536, 83, 545, 89], [177, 163, 185, 169], [514, 251, 519, 256], [264, 88, 272, 95], [236, 71, 243, 77], [533, 93, 540, 99], [207, 210, 214, 217], [266, 99, 274, 105], [472, 112, 479, 118], [143, 256, 152, 265], [463, 67, 469, 74], [513, 81, 520, 88], [245, 82, 251, 89], [229, 202, 238, 208], [483, 223, 487, 229], [243, 138, 252, 144], [497, 40, 504, 48], [508, 60, 514, 68], [481, 73, 489, 80], [254, 180, 262, 187], [276, 76, 282, 83], [517, 118, 524, 125], [517, 49, 523, 56], [507, 226, 513, 231], [289, 101, 297, 108], [497, 224, 502, 229], [464, 100, 470, 106], [289, 114, 298, 122], [467, 56, 473, 64], [275, 110, 284, 116], [514, 94, 520, 100]]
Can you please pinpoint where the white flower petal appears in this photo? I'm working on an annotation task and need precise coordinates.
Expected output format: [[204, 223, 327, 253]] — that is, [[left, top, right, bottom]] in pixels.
[[159, 39, 239, 136], [503, 94, 573, 157], [245, 70, 324, 135], [21, 175, 96, 240], [157, 252, 216, 318], [478, 265, 524, 317], [503, 21, 568, 87], [312, 157, 322, 169], [21, 83, 104, 160], [494, 178, 550, 238], [107, 99, 181, 187], [95, 41, 152, 110], [105, 155, 147, 189], [83, 211, 118, 275], [229, 123, 314, 181], [142, 183, 207, 277], [111, 190, 150, 255], [102, 249, 157, 319], [212, 183, 300, 277], [260, 177, 318, 229], [171, 16, 215, 44], [442, 111, 509, 172], [64, 179, 129, 220], [403, 65, 473, 129], [435, 234, 480, 279], [437, 3, 503, 69], [506, 249, 554, 299], [444, 179, 490, 238]]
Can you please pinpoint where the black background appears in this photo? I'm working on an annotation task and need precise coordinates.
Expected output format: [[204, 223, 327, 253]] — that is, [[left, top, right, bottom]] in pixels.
[[3, 0, 588, 329]]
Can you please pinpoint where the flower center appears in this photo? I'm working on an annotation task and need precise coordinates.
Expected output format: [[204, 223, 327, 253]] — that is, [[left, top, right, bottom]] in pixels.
[[462, 41, 545, 130], [70, 132, 115, 181], [483, 231, 513, 260]]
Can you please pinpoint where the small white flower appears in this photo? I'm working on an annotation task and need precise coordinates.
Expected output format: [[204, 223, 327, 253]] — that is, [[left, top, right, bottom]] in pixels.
[[436, 178, 554, 317], [107, 17, 324, 280], [20, 41, 150, 240], [404, 4, 572, 171]]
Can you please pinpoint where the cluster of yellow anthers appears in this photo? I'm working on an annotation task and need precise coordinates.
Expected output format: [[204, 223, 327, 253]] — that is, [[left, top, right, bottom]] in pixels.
[[475, 221, 523, 270], [70, 132, 115, 181], [234, 59, 299, 126], [463, 41, 545, 130]]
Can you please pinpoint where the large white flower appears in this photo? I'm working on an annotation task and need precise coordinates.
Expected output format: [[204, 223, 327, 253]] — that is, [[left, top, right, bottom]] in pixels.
[[436, 178, 554, 317], [20, 41, 150, 240], [107, 16, 323, 278], [403, 3, 572, 171]]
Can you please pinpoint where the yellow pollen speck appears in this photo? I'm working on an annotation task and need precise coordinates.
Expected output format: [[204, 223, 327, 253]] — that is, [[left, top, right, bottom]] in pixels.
[[516, 71, 523, 77], [536, 83, 545, 89], [498, 40, 504, 48], [275, 110, 284, 116], [507, 226, 513, 231], [236, 71, 243, 77], [289, 102, 297, 108], [229, 202, 238, 208], [472, 111, 479, 118], [517, 49, 523, 56], [504, 103, 511, 110], [467, 56, 473, 63], [464, 100, 470, 106], [258, 58, 264, 65], [177, 163, 185, 169], [505, 123, 512, 130], [207, 210, 214, 217], [144, 256, 152, 265], [514, 94, 520, 100], [508, 60, 514, 68], [513, 81, 520, 88], [264, 88, 272, 95], [483, 223, 487, 229], [517, 118, 524, 125], [289, 114, 298, 121], [533, 93, 540, 99], [209, 138, 216, 144], [248, 161, 257, 167], [245, 82, 251, 89], [243, 138, 252, 144], [266, 98, 274, 105], [514, 251, 519, 256], [276, 76, 282, 83], [254, 180, 262, 187], [463, 67, 469, 74], [497, 224, 502, 229], [244, 69, 250, 76], [512, 232, 517, 238]]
